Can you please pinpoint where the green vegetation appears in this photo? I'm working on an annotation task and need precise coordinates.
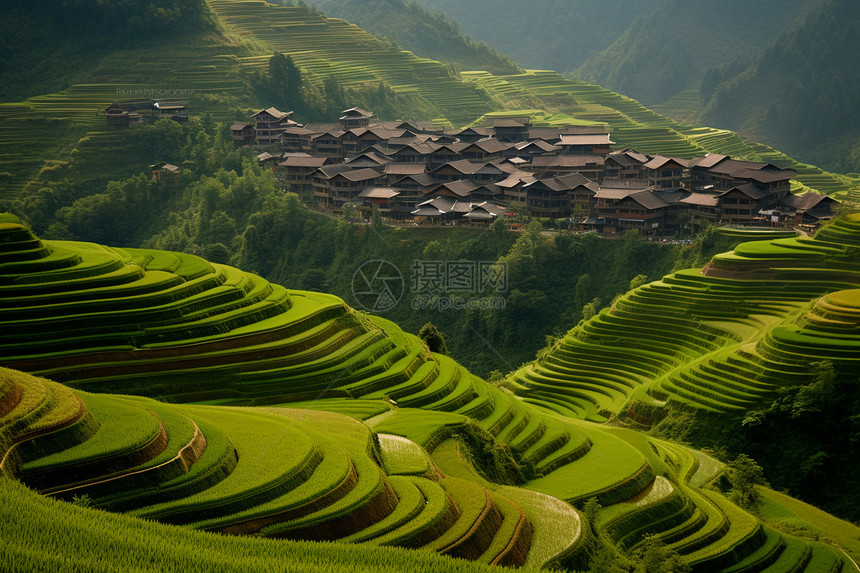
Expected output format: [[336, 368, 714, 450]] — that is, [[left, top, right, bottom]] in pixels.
[[1, 216, 857, 572]]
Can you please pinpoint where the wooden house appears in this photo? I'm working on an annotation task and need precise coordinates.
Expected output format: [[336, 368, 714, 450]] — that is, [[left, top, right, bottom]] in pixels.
[[280, 155, 328, 191], [557, 132, 613, 156], [230, 123, 255, 147], [339, 107, 374, 130], [604, 149, 650, 182], [150, 162, 181, 184], [252, 107, 295, 146], [643, 156, 691, 189], [152, 103, 188, 122], [492, 117, 530, 142], [716, 184, 774, 224]]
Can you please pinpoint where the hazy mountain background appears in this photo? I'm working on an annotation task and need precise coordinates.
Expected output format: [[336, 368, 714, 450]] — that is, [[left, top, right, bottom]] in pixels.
[[397, 0, 858, 173]]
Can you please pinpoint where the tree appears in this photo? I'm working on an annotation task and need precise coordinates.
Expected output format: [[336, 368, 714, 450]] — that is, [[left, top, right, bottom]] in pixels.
[[727, 453, 768, 511], [418, 322, 448, 354], [629, 273, 648, 291], [631, 535, 691, 573]]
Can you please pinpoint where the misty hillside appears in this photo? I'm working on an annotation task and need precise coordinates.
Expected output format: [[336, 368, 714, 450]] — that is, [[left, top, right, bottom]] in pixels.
[[409, 0, 647, 73], [297, 0, 522, 75], [700, 0, 860, 174]]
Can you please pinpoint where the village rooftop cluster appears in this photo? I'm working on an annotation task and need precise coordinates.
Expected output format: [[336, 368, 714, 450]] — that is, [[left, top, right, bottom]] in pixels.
[[223, 106, 836, 233]]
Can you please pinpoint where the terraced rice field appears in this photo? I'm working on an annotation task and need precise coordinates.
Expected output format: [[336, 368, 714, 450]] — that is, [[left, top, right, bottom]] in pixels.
[[0, 215, 856, 571], [512, 214, 860, 419]]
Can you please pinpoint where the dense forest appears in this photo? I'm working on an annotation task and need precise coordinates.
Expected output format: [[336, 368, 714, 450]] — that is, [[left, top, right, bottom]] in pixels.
[[0, 0, 214, 101], [700, 0, 860, 174], [403, 0, 859, 173]]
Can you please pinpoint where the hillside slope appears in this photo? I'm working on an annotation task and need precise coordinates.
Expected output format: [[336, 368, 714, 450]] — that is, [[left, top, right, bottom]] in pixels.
[[410, 0, 648, 73], [511, 214, 860, 520], [1, 217, 856, 571], [699, 0, 860, 174], [573, 0, 810, 108], [1, 0, 856, 206], [301, 0, 523, 75]]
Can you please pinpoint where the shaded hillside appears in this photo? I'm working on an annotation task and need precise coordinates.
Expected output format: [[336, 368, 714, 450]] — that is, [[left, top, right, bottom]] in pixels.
[[411, 0, 647, 73], [700, 0, 860, 174], [0, 0, 215, 102], [299, 0, 523, 75], [573, 0, 810, 107]]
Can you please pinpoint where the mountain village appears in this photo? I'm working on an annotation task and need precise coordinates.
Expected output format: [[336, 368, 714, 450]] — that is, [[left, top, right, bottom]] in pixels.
[[221, 106, 838, 234]]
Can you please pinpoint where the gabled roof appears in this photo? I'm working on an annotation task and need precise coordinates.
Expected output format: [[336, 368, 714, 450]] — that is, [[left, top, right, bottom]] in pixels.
[[643, 155, 692, 170], [735, 169, 797, 183], [680, 192, 720, 207], [358, 186, 400, 199], [606, 149, 650, 166], [625, 190, 671, 210], [516, 140, 561, 153], [524, 177, 569, 194], [231, 123, 253, 131], [527, 127, 565, 141], [333, 168, 383, 183], [350, 127, 406, 140], [719, 184, 770, 200], [429, 179, 479, 198], [453, 126, 493, 137], [471, 183, 502, 196], [313, 164, 360, 179], [594, 185, 650, 200], [430, 159, 503, 177], [279, 156, 328, 168], [385, 163, 426, 176], [496, 170, 536, 189], [707, 159, 786, 177], [465, 201, 506, 218], [340, 107, 373, 118], [393, 173, 436, 187], [344, 152, 390, 166], [390, 142, 442, 156], [691, 153, 728, 169], [450, 139, 513, 154], [253, 107, 292, 120], [310, 129, 347, 140], [415, 195, 456, 213], [493, 118, 529, 128], [557, 172, 598, 190], [780, 192, 836, 211], [281, 126, 316, 136], [257, 152, 280, 162]]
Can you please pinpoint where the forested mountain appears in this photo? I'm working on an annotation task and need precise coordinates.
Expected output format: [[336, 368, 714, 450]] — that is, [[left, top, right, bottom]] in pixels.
[[573, 0, 811, 107], [700, 0, 860, 174], [295, 0, 522, 75], [409, 0, 647, 73], [406, 0, 860, 171], [0, 0, 214, 102]]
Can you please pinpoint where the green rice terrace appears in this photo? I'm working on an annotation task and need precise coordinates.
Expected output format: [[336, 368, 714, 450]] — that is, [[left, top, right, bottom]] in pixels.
[[1, 0, 857, 203], [1, 214, 859, 571], [511, 214, 860, 422]]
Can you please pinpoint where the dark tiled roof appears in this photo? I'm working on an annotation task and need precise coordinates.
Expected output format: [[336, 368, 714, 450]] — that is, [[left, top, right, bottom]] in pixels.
[[532, 155, 605, 168]]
